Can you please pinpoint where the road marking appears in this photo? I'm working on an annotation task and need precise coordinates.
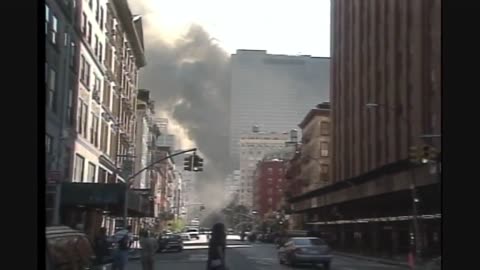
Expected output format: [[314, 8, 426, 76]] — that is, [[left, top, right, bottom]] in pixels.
[[188, 254, 208, 261]]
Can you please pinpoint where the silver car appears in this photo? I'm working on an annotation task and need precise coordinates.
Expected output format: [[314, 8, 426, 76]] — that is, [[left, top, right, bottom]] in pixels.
[[278, 237, 333, 269]]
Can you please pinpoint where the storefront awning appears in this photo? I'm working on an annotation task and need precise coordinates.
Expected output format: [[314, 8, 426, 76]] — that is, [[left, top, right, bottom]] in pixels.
[[60, 183, 153, 217], [61, 183, 125, 207]]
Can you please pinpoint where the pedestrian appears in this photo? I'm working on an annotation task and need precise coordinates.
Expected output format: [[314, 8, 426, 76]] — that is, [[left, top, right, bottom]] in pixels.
[[94, 227, 110, 265], [206, 223, 227, 270], [139, 229, 158, 270], [111, 225, 133, 270]]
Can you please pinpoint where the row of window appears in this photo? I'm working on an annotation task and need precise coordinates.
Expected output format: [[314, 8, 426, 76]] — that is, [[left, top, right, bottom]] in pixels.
[[76, 97, 117, 157], [73, 153, 115, 183]]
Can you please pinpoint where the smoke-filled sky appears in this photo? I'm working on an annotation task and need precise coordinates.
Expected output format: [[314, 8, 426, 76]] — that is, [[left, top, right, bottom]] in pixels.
[[127, 0, 330, 210], [129, 0, 331, 57]]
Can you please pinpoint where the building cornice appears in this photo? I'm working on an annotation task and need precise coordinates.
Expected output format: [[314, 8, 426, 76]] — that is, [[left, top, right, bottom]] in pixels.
[[110, 0, 146, 68]]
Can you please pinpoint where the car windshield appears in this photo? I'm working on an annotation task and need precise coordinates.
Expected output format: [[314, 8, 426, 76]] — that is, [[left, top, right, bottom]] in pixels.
[[293, 238, 326, 246]]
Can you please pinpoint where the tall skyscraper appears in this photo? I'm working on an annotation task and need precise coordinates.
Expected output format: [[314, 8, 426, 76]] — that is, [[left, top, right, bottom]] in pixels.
[[229, 50, 330, 164]]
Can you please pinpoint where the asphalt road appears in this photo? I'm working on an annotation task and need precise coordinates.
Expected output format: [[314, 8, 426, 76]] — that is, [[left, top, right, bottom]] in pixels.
[[122, 242, 408, 270]]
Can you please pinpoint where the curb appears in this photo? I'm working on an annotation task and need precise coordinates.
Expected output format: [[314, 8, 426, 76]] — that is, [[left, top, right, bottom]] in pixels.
[[333, 252, 411, 268]]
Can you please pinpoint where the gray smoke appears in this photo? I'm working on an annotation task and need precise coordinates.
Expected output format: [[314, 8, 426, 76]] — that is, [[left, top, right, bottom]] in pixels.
[[129, 6, 232, 209]]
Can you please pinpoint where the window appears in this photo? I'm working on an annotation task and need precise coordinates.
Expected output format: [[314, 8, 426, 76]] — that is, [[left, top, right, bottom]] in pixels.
[[87, 162, 96, 182], [321, 164, 329, 174], [66, 75, 74, 125], [69, 40, 76, 67], [51, 15, 58, 44], [267, 178, 273, 184], [45, 4, 50, 34], [321, 142, 329, 157], [267, 167, 273, 174], [81, 13, 87, 36], [80, 55, 91, 87], [320, 122, 329, 135], [74, 154, 85, 182], [87, 22, 92, 44], [64, 147, 72, 180], [94, 35, 99, 56], [98, 43, 103, 62], [90, 113, 99, 147], [77, 99, 89, 137], [95, 0, 100, 21], [46, 134, 53, 155], [103, 81, 111, 109], [100, 120, 109, 153], [47, 68, 57, 112], [93, 74, 101, 96], [99, 7, 104, 30], [98, 167, 107, 183], [109, 129, 117, 157]]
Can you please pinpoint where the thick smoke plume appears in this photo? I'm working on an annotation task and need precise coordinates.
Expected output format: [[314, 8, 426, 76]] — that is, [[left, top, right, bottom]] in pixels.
[[129, 2, 232, 212]]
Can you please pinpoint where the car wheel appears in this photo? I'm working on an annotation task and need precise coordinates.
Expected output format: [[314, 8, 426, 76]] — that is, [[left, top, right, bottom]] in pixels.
[[323, 262, 331, 270]]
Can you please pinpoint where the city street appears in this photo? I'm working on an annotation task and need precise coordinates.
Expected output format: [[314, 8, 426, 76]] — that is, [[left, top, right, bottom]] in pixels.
[[121, 242, 407, 270]]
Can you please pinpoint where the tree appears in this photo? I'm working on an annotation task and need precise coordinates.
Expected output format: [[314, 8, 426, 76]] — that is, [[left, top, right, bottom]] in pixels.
[[170, 218, 186, 233]]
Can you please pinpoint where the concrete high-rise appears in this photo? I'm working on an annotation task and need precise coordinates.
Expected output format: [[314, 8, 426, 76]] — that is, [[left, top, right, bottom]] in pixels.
[[229, 50, 330, 164]]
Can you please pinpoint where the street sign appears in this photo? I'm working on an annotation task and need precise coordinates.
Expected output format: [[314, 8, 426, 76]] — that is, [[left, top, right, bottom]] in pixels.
[[47, 171, 61, 184]]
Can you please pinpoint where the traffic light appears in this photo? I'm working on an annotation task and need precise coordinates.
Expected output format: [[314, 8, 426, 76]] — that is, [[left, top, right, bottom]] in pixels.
[[421, 145, 438, 163], [184, 155, 193, 171], [421, 145, 430, 163], [409, 146, 421, 163], [193, 154, 204, 172]]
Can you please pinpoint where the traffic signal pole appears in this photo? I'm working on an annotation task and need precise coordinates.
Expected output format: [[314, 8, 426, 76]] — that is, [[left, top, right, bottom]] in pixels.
[[122, 148, 198, 230]]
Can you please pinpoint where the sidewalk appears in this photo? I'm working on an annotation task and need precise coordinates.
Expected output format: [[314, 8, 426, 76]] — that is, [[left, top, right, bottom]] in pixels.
[[333, 251, 437, 270]]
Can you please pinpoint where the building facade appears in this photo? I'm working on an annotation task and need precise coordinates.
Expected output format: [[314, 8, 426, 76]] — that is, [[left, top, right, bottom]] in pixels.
[[239, 130, 289, 207], [45, 0, 79, 226], [133, 89, 158, 189], [49, 0, 149, 238], [253, 160, 287, 218], [224, 170, 241, 205], [287, 0, 441, 260], [297, 103, 331, 192], [229, 50, 330, 164]]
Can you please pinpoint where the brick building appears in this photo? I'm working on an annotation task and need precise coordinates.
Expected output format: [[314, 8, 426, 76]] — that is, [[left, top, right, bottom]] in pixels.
[[253, 160, 287, 218]]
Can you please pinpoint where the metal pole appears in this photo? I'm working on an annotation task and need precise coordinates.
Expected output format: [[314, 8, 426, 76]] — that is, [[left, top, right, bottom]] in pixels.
[[410, 169, 422, 266], [122, 148, 197, 230]]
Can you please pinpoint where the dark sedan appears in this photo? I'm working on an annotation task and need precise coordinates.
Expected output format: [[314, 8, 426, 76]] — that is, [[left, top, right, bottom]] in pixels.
[[158, 234, 183, 252], [278, 237, 332, 269]]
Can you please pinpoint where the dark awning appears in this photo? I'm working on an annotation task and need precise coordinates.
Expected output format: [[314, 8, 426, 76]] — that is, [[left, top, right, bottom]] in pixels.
[[61, 183, 125, 207], [60, 182, 153, 217]]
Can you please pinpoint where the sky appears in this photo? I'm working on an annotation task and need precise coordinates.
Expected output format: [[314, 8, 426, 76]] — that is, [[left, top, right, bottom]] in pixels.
[[129, 0, 331, 57]]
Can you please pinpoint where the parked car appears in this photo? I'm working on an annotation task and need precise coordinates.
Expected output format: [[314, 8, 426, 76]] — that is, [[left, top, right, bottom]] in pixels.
[[158, 234, 183, 252], [180, 233, 191, 241], [278, 237, 332, 269], [186, 228, 200, 240], [46, 226, 100, 270]]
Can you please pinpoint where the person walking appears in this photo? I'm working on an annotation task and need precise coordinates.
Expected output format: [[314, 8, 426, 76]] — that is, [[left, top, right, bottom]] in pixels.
[[94, 227, 110, 265], [139, 229, 158, 270], [206, 223, 227, 270], [112, 225, 133, 270]]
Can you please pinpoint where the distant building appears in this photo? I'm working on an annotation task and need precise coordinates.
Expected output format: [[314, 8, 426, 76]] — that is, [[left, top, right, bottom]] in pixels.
[[253, 160, 287, 217], [239, 130, 290, 207], [297, 102, 331, 192], [229, 50, 330, 164]]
